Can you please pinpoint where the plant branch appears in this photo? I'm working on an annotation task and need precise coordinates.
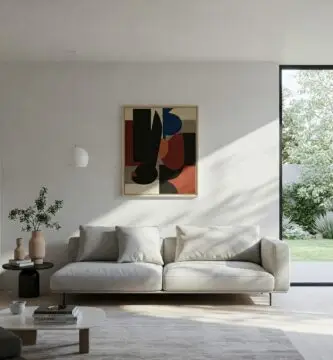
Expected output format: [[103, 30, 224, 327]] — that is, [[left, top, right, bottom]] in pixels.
[[8, 186, 63, 232]]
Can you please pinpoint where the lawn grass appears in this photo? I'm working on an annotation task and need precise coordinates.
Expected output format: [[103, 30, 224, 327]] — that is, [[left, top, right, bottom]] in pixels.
[[286, 239, 333, 261]]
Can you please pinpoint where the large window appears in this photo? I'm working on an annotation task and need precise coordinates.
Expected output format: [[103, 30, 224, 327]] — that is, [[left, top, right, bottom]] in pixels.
[[280, 66, 333, 285]]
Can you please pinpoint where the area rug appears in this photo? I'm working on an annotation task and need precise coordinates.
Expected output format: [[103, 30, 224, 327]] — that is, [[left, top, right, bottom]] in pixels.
[[22, 307, 304, 360]]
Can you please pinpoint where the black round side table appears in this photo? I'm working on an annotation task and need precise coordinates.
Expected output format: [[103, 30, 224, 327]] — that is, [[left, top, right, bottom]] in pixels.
[[2, 262, 54, 298]]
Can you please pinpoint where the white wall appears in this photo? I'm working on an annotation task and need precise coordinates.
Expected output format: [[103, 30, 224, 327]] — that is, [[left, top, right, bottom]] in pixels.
[[0, 62, 279, 293]]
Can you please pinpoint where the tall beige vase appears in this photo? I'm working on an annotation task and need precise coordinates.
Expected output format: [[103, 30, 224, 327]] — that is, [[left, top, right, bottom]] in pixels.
[[29, 231, 45, 264]]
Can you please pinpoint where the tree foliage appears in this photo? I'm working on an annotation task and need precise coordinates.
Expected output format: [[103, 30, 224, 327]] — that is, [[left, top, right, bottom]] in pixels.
[[283, 70, 333, 221], [282, 88, 300, 164]]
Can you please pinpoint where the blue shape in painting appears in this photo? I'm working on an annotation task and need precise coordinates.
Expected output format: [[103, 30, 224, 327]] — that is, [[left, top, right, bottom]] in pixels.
[[163, 108, 182, 137]]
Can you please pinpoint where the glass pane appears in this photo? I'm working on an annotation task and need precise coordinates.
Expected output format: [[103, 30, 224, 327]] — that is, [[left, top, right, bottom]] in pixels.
[[282, 68, 333, 283]]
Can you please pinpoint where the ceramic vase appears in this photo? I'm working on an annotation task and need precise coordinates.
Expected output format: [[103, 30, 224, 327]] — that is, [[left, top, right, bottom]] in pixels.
[[29, 231, 45, 264], [14, 238, 25, 260]]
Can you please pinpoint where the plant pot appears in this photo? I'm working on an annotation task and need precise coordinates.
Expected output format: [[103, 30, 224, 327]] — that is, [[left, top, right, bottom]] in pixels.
[[29, 231, 45, 264]]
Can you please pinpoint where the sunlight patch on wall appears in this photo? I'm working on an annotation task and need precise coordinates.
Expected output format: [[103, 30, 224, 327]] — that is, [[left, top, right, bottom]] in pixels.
[[85, 120, 279, 237]]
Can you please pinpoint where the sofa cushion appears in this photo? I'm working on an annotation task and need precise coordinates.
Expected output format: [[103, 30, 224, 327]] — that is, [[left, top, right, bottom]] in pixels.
[[163, 237, 177, 264], [116, 226, 164, 265], [68, 237, 80, 262], [163, 261, 274, 292], [50, 262, 162, 292], [175, 225, 261, 263], [0, 327, 22, 360], [76, 226, 118, 261]]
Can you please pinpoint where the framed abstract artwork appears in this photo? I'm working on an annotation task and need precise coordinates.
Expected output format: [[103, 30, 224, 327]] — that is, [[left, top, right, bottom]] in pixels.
[[123, 105, 198, 196]]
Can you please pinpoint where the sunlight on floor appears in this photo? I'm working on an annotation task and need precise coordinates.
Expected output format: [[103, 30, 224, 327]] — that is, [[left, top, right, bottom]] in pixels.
[[121, 304, 333, 336]]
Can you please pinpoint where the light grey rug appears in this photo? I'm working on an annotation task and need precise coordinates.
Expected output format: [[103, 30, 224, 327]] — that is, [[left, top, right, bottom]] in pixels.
[[22, 307, 304, 360]]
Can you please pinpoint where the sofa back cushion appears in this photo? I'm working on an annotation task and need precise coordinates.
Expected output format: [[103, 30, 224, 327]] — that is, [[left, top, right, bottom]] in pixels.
[[175, 225, 261, 264], [116, 226, 164, 265], [68, 237, 80, 262], [76, 225, 118, 261], [162, 237, 177, 264]]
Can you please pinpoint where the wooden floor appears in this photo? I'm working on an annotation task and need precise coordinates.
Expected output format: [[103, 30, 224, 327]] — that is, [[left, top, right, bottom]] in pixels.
[[1, 288, 333, 359]]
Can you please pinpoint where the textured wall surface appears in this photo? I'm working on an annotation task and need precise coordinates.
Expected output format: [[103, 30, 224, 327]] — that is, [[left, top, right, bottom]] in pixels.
[[0, 62, 279, 292]]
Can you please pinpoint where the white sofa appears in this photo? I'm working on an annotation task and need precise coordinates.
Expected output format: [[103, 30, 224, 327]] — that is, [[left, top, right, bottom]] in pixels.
[[50, 226, 290, 305]]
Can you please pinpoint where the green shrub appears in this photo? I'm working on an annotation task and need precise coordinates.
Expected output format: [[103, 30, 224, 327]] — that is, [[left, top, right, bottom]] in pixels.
[[282, 216, 292, 231], [282, 217, 312, 239], [314, 212, 333, 239], [283, 183, 325, 233]]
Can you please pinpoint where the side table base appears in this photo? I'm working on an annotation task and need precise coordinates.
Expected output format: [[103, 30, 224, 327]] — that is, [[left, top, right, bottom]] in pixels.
[[19, 269, 40, 298]]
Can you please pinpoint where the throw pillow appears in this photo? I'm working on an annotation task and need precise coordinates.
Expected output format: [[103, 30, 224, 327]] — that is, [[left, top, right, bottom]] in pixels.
[[76, 225, 118, 261], [116, 226, 164, 265], [175, 225, 260, 263]]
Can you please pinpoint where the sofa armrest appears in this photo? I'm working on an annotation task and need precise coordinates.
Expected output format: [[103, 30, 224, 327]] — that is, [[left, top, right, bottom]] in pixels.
[[261, 237, 290, 292]]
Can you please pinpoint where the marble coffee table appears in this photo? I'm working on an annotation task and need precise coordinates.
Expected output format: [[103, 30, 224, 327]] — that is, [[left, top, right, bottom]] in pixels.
[[0, 306, 105, 354]]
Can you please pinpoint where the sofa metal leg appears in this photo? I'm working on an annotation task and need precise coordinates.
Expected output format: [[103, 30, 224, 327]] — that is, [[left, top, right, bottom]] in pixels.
[[269, 293, 272, 306], [62, 293, 67, 306]]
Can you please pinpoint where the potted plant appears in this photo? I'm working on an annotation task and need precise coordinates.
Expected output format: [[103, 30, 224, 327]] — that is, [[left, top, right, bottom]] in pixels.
[[8, 186, 63, 264]]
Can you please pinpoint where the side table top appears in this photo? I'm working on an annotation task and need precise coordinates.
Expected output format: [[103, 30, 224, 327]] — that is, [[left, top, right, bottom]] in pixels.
[[2, 262, 54, 271]]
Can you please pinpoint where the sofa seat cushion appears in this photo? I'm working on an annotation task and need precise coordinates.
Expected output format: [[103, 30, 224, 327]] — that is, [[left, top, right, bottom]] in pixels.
[[50, 262, 162, 292], [163, 261, 274, 292]]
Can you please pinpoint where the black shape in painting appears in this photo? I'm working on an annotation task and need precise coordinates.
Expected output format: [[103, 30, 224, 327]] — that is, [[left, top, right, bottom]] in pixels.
[[132, 110, 162, 185], [183, 133, 196, 165], [159, 165, 183, 182], [159, 181, 178, 194]]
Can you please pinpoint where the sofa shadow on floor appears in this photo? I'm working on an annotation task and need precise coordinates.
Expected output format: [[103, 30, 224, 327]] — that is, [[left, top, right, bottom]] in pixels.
[[59, 293, 260, 307]]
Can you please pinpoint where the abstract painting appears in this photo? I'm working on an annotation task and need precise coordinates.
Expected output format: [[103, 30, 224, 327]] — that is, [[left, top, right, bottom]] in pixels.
[[123, 106, 197, 196]]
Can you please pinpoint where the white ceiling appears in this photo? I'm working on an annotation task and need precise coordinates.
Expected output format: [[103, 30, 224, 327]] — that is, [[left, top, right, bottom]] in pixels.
[[1, 0, 333, 63]]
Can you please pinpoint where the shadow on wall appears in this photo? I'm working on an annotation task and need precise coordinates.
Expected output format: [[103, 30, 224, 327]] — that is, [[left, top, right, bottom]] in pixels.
[[0, 119, 279, 294]]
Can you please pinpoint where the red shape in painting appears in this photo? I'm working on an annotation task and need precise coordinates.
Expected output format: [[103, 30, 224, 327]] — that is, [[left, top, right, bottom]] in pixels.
[[125, 121, 140, 166], [168, 166, 196, 194], [159, 139, 169, 159], [160, 134, 184, 170]]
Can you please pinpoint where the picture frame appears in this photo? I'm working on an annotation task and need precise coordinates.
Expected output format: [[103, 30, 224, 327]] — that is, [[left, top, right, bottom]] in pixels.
[[122, 105, 198, 197]]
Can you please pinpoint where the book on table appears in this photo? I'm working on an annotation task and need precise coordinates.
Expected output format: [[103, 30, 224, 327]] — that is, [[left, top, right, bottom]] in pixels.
[[15, 262, 34, 267], [33, 305, 81, 323], [9, 259, 32, 264], [9, 259, 34, 267], [33, 317, 78, 324], [34, 305, 79, 315]]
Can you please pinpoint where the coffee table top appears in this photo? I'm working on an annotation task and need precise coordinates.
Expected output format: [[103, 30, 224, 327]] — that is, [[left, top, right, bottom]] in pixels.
[[0, 306, 106, 330]]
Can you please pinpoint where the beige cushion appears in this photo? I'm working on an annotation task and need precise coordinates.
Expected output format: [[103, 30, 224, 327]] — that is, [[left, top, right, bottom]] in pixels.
[[175, 225, 260, 263], [116, 226, 164, 265], [76, 226, 118, 261], [50, 262, 162, 292], [163, 261, 274, 292]]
